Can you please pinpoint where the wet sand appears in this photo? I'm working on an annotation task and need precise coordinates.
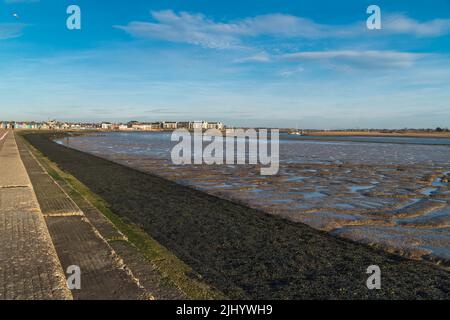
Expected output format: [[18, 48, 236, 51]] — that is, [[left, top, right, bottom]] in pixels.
[[55, 132, 450, 265], [24, 132, 450, 299]]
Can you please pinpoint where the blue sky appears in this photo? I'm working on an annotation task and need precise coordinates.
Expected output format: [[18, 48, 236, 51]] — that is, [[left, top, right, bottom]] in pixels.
[[1, 0, 450, 128]]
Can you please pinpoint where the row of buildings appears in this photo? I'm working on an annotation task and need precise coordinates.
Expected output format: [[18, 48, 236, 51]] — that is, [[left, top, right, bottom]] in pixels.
[[102, 121, 224, 131], [1, 120, 225, 131], [0, 120, 101, 130]]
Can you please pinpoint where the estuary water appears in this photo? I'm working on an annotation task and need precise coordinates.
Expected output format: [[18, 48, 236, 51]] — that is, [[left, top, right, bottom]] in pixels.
[[56, 132, 450, 266]]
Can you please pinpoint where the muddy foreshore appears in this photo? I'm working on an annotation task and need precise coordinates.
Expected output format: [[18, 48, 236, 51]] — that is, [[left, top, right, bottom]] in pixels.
[[24, 132, 450, 299]]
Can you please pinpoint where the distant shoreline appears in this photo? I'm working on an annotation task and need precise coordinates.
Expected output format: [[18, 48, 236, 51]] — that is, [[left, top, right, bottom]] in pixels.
[[301, 131, 450, 139], [13, 127, 450, 138]]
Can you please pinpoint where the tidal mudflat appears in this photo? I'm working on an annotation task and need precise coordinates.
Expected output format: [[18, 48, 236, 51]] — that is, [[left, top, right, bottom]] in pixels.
[[24, 132, 450, 299], [56, 132, 450, 266]]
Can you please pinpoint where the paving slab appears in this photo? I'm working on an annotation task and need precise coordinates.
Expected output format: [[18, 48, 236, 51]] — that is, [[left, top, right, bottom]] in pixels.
[[17, 143, 82, 217], [53, 178, 125, 241], [16, 135, 150, 300], [0, 132, 30, 187], [0, 132, 71, 300], [109, 240, 187, 300], [0, 130, 7, 150], [45, 215, 148, 300], [49, 163, 188, 300]]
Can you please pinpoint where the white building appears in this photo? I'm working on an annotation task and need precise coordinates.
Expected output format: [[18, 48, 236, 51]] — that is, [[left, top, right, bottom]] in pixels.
[[162, 121, 178, 130], [133, 123, 151, 131], [207, 122, 224, 130], [61, 123, 71, 130], [192, 121, 208, 130], [46, 120, 58, 130], [101, 122, 113, 130], [119, 124, 131, 131], [132, 122, 160, 131]]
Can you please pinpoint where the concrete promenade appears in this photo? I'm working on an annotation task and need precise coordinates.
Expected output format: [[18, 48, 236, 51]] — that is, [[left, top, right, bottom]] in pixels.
[[0, 130, 72, 299], [16, 134, 150, 300], [0, 130, 185, 300]]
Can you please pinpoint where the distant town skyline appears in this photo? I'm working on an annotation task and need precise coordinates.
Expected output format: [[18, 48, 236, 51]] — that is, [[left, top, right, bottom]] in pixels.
[[1, 0, 450, 129], [2, 119, 449, 131]]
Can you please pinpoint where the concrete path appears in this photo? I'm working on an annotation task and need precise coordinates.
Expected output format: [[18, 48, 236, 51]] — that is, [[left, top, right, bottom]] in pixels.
[[0, 130, 8, 150], [0, 130, 72, 300], [16, 134, 151, 300]]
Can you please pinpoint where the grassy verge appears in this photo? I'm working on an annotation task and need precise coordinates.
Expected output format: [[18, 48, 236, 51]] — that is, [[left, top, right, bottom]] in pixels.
[[19, 132, 225, 300]]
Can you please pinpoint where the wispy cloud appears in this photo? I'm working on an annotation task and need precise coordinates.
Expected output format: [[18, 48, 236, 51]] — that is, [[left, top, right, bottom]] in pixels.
[[231, 49, 429, 71], [116, 10, 450, 50], [279, 66, 304, 78], [0, 23, 26, 40], [282, 50, 428, 70], [115, 10, 363, 49], [233, 52, 271, 63], [385, 14, 450, 37], [116, 10, 243, 49]]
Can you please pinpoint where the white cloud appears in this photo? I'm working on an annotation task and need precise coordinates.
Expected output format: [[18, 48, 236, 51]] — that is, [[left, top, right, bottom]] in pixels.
[[0, 23, 26, 40], [384, 14, 450, 37], [116, 10, 450, 50], [279, 66, 304, 78], [115, 10, 243, 49], [282, 50, 428, 69], [115, 10, 364, 49], [233, 52, 271, 63]]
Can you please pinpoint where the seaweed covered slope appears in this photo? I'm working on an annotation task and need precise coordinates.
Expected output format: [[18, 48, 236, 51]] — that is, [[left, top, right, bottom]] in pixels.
[[24, 133, 450, 300]]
